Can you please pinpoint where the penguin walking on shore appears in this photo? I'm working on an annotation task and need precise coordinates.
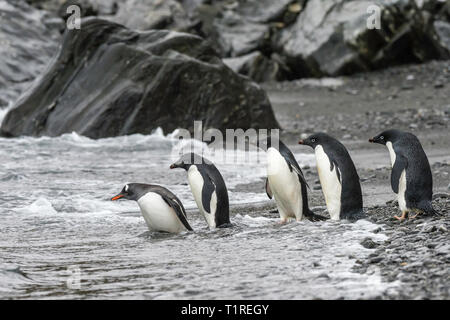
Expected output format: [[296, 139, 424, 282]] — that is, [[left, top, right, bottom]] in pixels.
[[170, 153, 231, 229], [299, 133, 363, 220], [369, 129, 437, 220], [111, 183, 193, 233], [258, 138, 326, 223]]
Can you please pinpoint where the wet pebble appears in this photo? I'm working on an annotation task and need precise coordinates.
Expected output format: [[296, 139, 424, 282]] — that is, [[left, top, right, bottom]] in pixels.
[[360, 237, 379, 249]]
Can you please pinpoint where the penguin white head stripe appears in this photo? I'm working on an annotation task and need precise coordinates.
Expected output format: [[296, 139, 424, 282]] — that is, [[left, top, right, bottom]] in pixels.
[[111, 183, 193, 233], [170, 153, 231, 228]]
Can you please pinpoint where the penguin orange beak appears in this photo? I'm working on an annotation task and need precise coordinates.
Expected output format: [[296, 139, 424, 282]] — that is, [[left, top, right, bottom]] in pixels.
[[298, 140, 304, 145], [111, 194, 124, 201]]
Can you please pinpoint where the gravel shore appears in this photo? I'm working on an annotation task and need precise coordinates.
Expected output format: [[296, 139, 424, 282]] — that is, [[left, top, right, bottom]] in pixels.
[[234, 60, 450, 299]]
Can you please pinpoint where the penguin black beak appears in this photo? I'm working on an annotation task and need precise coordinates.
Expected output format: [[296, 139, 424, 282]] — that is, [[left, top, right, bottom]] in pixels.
[[169, 164, 176, 169], [111, 193, 125, 201], [298, 140, 304, 145], [368, 138, 374, 143]]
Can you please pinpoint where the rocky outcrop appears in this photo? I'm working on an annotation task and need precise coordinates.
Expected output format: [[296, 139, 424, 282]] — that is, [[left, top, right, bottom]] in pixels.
[[435, 20, 450, 51], [14, 0, 450, 83], [279, 0, 450, 77], [0, 18, 278, 138], [26, 0, 192, 31], [0, 0, 61, 108], [223, 52, 286, 82]]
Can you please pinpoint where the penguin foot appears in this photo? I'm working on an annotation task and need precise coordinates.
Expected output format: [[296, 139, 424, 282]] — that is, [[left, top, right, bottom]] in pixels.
[[394, 211, 408, 221], [409, 212, 421, 219], [278, 219, 288, 225]]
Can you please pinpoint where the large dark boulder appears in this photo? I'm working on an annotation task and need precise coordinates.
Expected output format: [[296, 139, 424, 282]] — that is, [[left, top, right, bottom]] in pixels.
[[0, 0, 61, 108], [0, 18, 278, 138], [278, 0, 450, 77]]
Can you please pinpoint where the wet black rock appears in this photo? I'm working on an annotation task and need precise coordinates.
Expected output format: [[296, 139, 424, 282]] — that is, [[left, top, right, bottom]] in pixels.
[[0, 18, 278, 138], [360, 237, 379, 249], [0, 0, 62, 106]]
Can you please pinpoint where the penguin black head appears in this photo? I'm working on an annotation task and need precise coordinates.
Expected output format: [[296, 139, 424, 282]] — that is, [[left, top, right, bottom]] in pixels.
[[298, 133, 331, 148], [111, 183, 149, 201], [369, 129, 402, 145], [170, 153, 212, 171]]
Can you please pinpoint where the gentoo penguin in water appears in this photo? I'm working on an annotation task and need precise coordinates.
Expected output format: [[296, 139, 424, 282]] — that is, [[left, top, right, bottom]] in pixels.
[[258, 138, 326, 223], [299, 133, 363, 220], [111, 183, 193, 233], [170, 153, 231, 228], [369, 129, 437, 220]]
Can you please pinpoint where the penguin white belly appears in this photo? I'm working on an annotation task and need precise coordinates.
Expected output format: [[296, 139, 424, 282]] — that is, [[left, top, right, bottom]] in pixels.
[[386, 141, 396, 166], [137, 192, 186, 233], [267, 148, 302, 220], [314, 145, 341, 220], [398, 170, 407, 211], [187, 165, 216, 228], [386, 142, 408, 211]]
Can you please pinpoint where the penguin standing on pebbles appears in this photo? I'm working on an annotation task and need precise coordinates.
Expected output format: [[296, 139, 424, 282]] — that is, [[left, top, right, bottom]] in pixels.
[[111, 183, 193, 233], [369, 129, 437, 220], [258, 138, 326, 223], [299, 133, 363, 220], [170, 153, 231, 229]]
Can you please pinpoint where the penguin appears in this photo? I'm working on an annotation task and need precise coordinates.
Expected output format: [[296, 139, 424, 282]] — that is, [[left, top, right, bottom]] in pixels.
[[299, 133, 363, 220], [257, 138, 326, 223], [111, 183, 193, 233], [369, 129, 437, 220], [170, 153, 231, 228]]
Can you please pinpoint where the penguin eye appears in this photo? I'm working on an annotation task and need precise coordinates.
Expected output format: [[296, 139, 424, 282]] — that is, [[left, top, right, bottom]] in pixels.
[[380, 136, 384, 140], [125, 185, 129, 192], [311, 138, 316, 143]]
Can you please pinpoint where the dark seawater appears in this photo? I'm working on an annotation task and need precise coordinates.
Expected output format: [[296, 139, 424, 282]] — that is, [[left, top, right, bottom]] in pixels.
[[0, 130, 397, 299]]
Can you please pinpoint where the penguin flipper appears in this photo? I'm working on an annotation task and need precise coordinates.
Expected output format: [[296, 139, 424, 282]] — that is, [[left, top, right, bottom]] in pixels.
[[287, 161, 310, 189], [161, 195, 193, 231], [199, 170, 216, 214], [329, 158, 341, 184], [265, 178, 273, 199], [391, 154, 408, 194]]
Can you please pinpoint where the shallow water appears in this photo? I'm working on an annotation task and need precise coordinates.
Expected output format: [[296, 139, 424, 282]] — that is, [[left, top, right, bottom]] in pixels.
[[0, 130, 396, 299]]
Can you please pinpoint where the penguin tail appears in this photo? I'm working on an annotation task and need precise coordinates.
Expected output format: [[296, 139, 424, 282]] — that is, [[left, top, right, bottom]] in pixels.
[[417, 201, 441, 217], [217, 222, 233, 228], [305, 210, 328, 222], [340, 209, 366, 221]]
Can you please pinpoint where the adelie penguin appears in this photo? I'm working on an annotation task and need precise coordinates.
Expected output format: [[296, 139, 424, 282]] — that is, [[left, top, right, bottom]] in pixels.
[[369, 129, 437, 220], [257, 137, 326, 223], [111, 183, 193, 233], [299, 133, 363, 220], [170, 153, 231, 229]]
